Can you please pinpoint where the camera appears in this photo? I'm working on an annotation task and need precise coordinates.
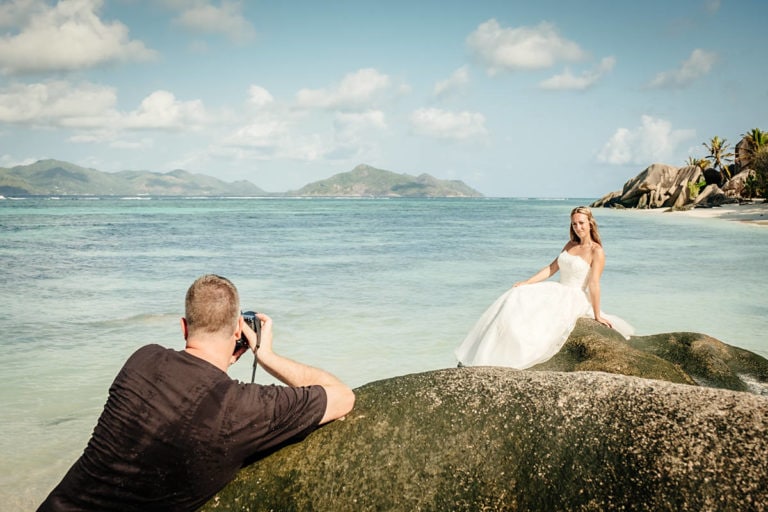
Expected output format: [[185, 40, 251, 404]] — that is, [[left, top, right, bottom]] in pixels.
[[234, 311, 260, 353]]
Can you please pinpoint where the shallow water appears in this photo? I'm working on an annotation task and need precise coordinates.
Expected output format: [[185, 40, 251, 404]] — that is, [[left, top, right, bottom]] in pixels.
[[1, 197, 766, 509]]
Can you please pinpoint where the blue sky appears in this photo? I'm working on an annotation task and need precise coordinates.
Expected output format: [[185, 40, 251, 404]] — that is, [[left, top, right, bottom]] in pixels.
[[0, 0, 765, 197]]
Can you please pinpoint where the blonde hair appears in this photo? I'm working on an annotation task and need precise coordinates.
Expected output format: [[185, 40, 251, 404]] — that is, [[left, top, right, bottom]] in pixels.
[[184, 274, 240, 337], [569, 206, 602, 245]]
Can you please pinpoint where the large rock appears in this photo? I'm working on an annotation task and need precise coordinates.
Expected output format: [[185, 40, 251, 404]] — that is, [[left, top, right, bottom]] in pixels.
[[535, 318, 768, 394], [592, 164, 703, 209], [703, 166, 726, 187], [203, 322, 768, 511], [591, 162, 747, 210], [722, 168, 755, 198], [692, 183, 728, 206], [736, 135, 755, 170]]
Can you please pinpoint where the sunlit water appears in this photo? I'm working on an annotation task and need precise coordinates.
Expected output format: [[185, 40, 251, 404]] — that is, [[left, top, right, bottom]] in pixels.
[[1, 197, 766, 509]]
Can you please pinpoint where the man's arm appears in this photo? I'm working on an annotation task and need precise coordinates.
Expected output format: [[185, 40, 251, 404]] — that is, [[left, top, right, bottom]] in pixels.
[[243, 314, 355, 424]]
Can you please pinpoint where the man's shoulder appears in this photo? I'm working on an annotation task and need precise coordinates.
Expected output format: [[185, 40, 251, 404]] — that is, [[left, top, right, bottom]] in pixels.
[[130, 343, 173, 360], [123, 344, 185, 371]]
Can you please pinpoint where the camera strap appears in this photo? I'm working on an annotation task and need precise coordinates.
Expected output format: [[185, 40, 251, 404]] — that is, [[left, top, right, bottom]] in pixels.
[[250, 319, 261, 384]]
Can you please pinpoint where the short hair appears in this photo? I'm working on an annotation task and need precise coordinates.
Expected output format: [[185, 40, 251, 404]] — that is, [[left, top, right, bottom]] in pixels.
[[569, 206, 602, 246], [184, 274, 240, 337]]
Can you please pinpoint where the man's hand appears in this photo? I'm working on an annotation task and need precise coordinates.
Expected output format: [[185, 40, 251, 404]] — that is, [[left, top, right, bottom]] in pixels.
[[240, 313, 271, 352], [231, 313, 269, 365]]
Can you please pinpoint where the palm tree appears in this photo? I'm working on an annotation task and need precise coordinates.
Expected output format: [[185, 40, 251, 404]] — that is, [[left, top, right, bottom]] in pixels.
[[685, 156, 709, 169], [735, 128, 767, 172], [702, 136, 735, 179], [743, 128, 768, 161], [744, 128, 768, 148]]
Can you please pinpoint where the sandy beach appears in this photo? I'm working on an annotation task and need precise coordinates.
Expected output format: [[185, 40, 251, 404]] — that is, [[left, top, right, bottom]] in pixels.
[[642, 201, 768, 226]]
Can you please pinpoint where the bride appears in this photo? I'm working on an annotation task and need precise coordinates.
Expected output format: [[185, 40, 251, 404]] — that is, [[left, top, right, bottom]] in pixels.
[[455, 206, 634, 369]]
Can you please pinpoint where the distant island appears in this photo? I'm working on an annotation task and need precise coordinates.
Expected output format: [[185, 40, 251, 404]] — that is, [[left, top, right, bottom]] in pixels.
[[0, 160, 482, 198]]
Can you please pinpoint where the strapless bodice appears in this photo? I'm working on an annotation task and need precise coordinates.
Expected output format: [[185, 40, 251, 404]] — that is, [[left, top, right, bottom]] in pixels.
[[557, 251, 590, 289]]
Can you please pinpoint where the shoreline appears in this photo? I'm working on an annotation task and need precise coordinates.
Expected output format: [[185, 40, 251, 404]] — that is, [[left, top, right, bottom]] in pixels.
[[637, 201, 768, 226]]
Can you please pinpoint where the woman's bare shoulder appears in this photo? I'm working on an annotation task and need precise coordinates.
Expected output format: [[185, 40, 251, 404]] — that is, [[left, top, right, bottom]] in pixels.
[[591, 243, 605, 259]]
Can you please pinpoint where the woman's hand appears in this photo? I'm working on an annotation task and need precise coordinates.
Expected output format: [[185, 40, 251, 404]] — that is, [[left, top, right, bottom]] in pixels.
[[595, 315, 613, 329]]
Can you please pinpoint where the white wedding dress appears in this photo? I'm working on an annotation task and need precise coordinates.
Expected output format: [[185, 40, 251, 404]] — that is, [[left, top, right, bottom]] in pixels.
[[455, 251, 634, 369]]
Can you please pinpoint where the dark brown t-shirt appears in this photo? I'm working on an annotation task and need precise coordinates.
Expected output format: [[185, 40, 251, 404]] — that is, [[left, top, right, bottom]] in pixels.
[[39, 344, 327, 511]]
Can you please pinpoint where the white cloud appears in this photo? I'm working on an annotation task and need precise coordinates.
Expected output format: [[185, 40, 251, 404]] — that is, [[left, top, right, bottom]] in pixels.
[[335, 110, 386, 135], [334, 110, 386, 144], [247, 85, 275, 108], [0, 80, 117, 125], [410, 107, 487, 141], [322, 110, 387, 161], [467, 19, 586, 75], [540, 56, 615, 91], [296, 68, 392, 110], [0, 154, 39, 168], [231, 74, 393, 163], [123, 91, 209, 131], [434, 66, 470, 98], [218, 120, 327, 162], [0, 0, 156, 74], [647, 49, 717, 89], [0, 81, 210, 133], [219, 98, 317, 160], [224, 116, 290, 149], [219, 108, 388, 164], [597, 115, 696, 165], [0, 0, 43, 28], [172, 1, 256, 43], [109, 138, 154, 150]]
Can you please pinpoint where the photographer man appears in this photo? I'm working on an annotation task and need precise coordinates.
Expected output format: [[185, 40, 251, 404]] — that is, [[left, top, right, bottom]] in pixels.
[[39, 274, 355, 511]]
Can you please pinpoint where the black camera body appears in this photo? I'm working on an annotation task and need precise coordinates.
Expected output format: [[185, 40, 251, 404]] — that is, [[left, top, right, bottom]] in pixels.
[[234, 311, 259, 353]]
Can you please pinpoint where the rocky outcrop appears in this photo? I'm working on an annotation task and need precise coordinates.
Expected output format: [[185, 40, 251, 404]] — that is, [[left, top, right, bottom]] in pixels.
[[202, 321, 768, 511], [736, 135, 756, 170], [592, 163, 740, 209], [534, 318, 768, 394], [722, 168, 756, 198]]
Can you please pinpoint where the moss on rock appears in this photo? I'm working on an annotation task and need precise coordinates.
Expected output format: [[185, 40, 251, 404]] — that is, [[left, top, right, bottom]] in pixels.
[[202, 322, 768, 511], [532, 318, 768, 394], [204, 369, 768, 511]]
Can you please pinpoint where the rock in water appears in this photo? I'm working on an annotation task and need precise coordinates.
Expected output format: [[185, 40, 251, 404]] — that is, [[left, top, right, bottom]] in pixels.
[[203, 368, 768, 511]]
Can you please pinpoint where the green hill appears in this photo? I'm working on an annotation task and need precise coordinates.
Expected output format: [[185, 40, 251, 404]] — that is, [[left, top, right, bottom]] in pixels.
[[0, 160, 268, 197], [0, 160, 482, 198], [288, 164, 482, 197]]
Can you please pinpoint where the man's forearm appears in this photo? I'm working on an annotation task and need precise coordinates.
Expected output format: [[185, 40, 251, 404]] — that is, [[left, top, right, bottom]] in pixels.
[[258, 350, 345, 389], [259, 350, 355, 424]]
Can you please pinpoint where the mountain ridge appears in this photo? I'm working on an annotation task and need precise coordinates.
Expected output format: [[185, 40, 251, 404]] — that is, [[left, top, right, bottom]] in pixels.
[[0, 160, 482, 198], [287, 163, 482, 197]]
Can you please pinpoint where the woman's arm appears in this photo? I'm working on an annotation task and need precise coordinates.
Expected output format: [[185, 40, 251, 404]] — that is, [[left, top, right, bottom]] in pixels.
[[588, 245, 612, 328], [514, 246, 567, 287]]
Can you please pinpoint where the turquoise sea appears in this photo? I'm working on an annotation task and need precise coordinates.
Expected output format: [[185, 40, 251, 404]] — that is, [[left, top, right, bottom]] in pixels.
[[2, 196, 766, 509]]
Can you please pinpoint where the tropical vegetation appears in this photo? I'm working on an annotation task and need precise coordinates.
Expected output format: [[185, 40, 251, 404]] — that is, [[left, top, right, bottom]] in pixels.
[[702, 136, 735, 179], [686, 128, 767, 200], [745, 144, 768, 199], [685, 156, 709, 170], [742, 128, 768, 199]]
